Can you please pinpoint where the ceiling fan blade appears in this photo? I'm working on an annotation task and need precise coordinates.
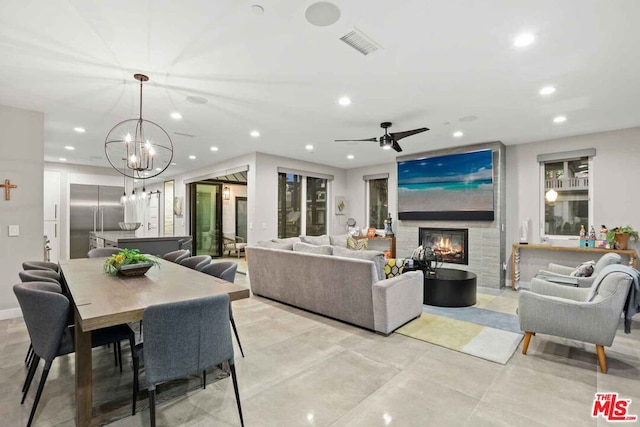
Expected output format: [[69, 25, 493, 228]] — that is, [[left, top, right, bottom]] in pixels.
[[392, 141, 403, 152], [390, 127, 429, 141], [334, 137, 378, 142]]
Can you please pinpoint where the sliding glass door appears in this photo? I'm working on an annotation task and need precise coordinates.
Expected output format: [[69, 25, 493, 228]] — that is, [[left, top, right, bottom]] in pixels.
[[189, 183, 222, 257]]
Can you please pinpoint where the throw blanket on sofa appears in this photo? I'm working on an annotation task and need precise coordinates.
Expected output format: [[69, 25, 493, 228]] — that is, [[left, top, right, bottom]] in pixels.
[[590, 264, 640, 333]]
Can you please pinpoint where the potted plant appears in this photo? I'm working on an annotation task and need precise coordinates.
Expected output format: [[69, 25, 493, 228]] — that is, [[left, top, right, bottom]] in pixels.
[[104, 248, 159, 276], [606, 225, 639, 250]]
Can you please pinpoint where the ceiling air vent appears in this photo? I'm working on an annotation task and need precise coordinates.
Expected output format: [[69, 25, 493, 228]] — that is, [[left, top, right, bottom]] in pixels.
[[339, 28, 381, 56]]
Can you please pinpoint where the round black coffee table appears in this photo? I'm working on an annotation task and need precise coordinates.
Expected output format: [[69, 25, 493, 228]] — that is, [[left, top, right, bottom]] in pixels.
[[423, 268, 477, 307]]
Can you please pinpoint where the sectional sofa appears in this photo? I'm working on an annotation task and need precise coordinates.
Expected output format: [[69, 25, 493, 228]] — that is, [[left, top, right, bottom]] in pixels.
[[246, 236, 423, 335]]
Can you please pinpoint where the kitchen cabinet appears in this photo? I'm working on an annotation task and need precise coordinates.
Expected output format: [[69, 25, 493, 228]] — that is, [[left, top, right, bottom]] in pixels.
[[44, 171, 60, 221]]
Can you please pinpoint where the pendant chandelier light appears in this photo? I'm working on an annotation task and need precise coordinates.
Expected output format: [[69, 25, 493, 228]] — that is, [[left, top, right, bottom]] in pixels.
[[105, 73, 173, 180]]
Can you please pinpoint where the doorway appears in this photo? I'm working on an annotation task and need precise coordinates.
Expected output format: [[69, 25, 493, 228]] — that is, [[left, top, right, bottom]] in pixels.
[[235, 197, 248, 241], [189, 183, 222, 257]]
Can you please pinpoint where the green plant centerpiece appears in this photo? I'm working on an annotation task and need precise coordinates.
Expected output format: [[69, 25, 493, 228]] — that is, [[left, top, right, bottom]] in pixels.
[[104, 248, 160, 276], [606, 225, 639, 250]]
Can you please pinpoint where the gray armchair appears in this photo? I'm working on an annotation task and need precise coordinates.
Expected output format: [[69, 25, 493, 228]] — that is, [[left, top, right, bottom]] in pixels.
[[518, 264, 635, 373], [536, 252, 622, 287], [223, 235, 247, 258]]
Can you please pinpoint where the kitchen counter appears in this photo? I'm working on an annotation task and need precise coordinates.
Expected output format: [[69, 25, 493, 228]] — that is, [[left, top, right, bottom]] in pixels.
[[91, 231, 191, 256]]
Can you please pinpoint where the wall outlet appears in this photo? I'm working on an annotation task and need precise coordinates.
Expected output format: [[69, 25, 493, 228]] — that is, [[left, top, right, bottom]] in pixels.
[[8, 225, 19, 237]]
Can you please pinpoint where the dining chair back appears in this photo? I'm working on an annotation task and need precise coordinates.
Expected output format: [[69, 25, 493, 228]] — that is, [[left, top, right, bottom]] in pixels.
[[199, 262, 244, 357], [22, 261, 59, 272], [133, 294, 244, 426], [88, 247, 123, 258], [162, 249, 190, 263], [19, 270, 61, 285], [180, 255, 212, 271]]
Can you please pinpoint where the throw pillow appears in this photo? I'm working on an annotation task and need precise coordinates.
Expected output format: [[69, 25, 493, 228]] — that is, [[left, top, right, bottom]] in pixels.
[[347, 236, 368, 250], [329, 234, 349, 247], [570, 260, 595, 277], [300, 234, 331, 246], [384, 258, 408, 278], [333, 246, 385, 281], [256, 240, 294, 250], [293, 242, 333, 255]]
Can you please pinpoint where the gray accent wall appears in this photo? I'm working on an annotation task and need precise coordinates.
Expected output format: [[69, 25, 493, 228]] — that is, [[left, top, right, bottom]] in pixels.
[[0, 105, 44, 314]]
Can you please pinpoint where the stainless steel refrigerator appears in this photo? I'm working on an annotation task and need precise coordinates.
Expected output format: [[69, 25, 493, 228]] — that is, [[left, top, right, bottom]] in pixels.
[[70, 184, 124, 258]]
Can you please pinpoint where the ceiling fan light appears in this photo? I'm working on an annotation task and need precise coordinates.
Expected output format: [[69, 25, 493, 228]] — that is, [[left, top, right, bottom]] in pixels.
[[382, 144, 392, 150]]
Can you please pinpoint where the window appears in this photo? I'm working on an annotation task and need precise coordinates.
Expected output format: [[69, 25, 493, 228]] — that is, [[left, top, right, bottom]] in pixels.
[[541, 156, 591, 236], [278, 172, 328, 238], [368, 178, 388, 229]]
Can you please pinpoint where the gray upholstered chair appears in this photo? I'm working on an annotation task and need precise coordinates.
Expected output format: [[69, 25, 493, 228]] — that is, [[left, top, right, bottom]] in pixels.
[[132, 294, 244, 426], [162, 249, 190, 263], [22, 261, 59, 272], [19, 269, 61, 284], [223, 235, 247, 258], [201, 262, 244, 357], [518, 264, 636, 373], [14, 282, 136, 426], [536, 252, 622, 287], [87, 247, 123, 258], [180, 255, 211, 271]]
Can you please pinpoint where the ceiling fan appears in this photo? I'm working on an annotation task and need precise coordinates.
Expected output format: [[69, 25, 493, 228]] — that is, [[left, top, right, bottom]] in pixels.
[[335, 122, 429, 153]]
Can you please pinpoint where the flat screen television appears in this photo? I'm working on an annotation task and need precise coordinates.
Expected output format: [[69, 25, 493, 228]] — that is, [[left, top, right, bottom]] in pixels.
[[397, 149, 494, 221]]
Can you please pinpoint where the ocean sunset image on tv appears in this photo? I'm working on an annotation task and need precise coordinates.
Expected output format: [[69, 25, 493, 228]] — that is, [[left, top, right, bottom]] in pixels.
[[398, 149, 494, 221]]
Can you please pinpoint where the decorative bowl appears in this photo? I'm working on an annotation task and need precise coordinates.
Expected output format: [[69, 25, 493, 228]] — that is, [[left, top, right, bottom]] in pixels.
[[119, 222, 142, 231], [118, 262, 153, 277]]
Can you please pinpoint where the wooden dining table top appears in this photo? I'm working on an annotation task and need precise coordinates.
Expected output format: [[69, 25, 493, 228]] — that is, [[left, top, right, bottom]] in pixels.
[[59, 257, 250, 332]]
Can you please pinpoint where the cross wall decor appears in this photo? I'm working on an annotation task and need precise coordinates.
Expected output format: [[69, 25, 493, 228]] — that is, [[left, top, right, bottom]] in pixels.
[[0, 179, 18, 200]]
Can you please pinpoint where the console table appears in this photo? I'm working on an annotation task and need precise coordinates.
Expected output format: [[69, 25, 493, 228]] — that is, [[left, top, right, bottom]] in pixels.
[[511, 243, 638, 290]]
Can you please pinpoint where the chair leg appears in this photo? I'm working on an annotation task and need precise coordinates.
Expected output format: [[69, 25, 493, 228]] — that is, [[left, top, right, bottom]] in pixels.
[[230, 316, 245, 357], [229, 363, 244, 427], [26, 347, 35, 369], [522, 331, 533, 355], [202, 370, 207, 389], [149, 389, 156, 427], [26, 367, 50, 427], [117, 341, 123, 373], [132, 354, 138, 416], [596, 345, 607, 374], [113, 342, 118, 367], [24, 343, 33, 366], [22, 355, 40, 402]]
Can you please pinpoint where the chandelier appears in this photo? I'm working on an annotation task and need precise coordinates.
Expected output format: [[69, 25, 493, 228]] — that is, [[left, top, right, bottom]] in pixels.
[[105, 74, 173, 179]]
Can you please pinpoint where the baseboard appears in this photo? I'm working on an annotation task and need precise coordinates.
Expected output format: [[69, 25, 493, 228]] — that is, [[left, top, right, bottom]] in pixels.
[[0, 307, 22, 321]]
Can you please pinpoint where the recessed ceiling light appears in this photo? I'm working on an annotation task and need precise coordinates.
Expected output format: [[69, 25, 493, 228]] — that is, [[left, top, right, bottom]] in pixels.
[[59, 158, 67, 161], [73, 127, 85, 133], [170, 112, 182, 120], [338, 96, 351, 106], [155, 167, 162, 171], [305, 2, 341, 27], [170, 162, 177, 166], [250, 4, 264, 15], [189, 155, 196, 160], [250, 130, 260, 138], [453, 131, 464, 138], [347, 154, 354, 160], [210, 146, 219, 151], [553, 115, 567, 123], [64, 146, 75, 150], [305, 144, 314, 151], [514, 32, 535, 47], [539, 86, 556, 95]]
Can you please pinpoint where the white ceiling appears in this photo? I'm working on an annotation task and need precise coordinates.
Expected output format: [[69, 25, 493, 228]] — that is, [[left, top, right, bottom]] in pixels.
[[1, 0, 639, 182]]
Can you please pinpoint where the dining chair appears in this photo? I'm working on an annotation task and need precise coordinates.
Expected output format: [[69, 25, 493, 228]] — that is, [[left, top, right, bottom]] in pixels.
[[200, 262, 244, 357], [87, 247, 123, 258], [162, 249, 190, 264], [132, 294, 244, 426], [22, 261, 59, 272], [19, 269, 61, 284], [179, 255, 212, 271], [14, 282, 136, 427]]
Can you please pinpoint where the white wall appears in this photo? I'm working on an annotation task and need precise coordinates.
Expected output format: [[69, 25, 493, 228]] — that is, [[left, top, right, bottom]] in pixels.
[[0, 105, 43, 316], [506, 126, 640, 284]]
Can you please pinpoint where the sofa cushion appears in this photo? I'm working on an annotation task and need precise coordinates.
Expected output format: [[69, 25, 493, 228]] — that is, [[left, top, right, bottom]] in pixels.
[[293, 242, 333, 255], [347, 236, 368, 250], [256, 240, 294, 250], [329, 234, 349, 247], [300, 234, 331, 246], [384, 258, 409, 278], [271, 237, 301, 245], [333, 246, 385, 281]]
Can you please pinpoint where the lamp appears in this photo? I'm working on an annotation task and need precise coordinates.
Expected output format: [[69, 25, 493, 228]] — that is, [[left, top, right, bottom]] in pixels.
[[545, 188, 558, 203], [105, 74, 173, 180], [223, 186, 230, 200]]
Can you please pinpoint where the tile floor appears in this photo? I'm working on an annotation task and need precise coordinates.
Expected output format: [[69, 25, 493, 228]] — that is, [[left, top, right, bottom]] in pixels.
[[2, 260, 639, 426]]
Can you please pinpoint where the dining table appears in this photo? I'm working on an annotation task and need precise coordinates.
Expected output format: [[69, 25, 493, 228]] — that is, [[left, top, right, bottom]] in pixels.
[[58, 257, 250, 427]]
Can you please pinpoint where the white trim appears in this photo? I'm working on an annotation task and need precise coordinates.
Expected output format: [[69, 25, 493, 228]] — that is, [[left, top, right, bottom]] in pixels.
[[277, 167, 334, 181], [185, 165, 250, 184], [363, 173, 389, 181], [537, 148, 596, 163], [0, 307, 22, 320]]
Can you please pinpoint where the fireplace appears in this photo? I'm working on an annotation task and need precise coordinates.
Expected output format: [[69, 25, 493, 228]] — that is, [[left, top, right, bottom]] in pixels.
[[419, 227, 468, 265]]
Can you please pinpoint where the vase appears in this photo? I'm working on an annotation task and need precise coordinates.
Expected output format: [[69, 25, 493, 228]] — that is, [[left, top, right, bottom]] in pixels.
[[614, 233, 630, 250]]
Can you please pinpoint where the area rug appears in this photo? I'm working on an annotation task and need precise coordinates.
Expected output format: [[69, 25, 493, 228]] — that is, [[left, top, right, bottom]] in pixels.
[[396, 294, 524, 364]]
